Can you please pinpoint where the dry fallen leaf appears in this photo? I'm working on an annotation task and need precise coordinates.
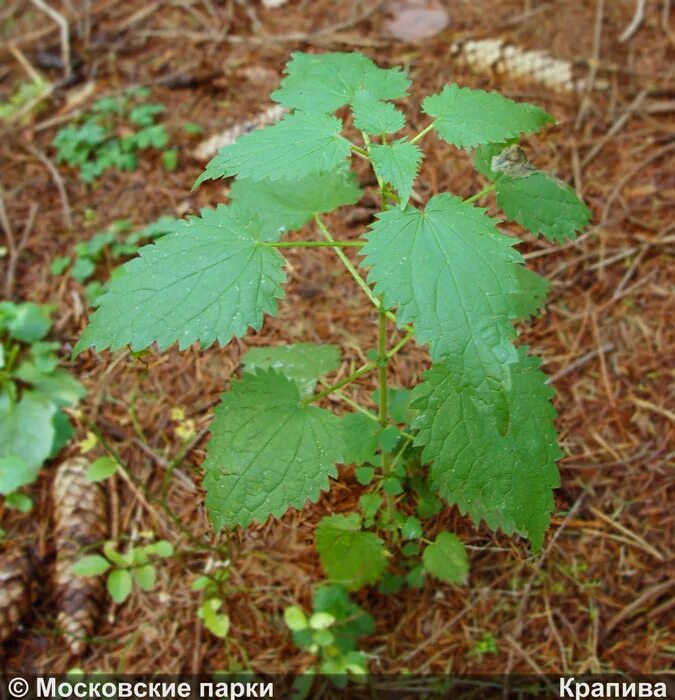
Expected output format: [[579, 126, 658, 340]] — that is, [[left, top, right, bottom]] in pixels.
[[384, 0, 449, 41]]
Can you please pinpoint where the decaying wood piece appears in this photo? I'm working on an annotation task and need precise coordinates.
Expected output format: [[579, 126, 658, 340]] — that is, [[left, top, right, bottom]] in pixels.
[[0, 548, 33, 645], [53, 457, 108, 656]]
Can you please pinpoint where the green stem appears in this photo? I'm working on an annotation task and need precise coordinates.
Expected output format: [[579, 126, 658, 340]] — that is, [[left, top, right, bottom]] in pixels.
[[410, 120, 436, 144], [263, 240, 364, 248], [351, 144, 370, 158], [463, 182, 496, 204], [303, 330, 415, 406], [377, 298, 388, 429]]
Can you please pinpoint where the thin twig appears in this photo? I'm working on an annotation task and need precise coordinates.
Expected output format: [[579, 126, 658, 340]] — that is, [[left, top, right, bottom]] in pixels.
[[30, 0, 71, 80], [619, 0, 647, 42], [26, 143, 73, 230], [546, 343, 615, 384]]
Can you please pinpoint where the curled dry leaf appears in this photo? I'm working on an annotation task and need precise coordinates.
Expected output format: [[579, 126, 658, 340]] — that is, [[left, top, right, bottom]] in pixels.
[[53, 457, 108, 656], [384, 0, 449, 42], [0, 548, 33, 645]]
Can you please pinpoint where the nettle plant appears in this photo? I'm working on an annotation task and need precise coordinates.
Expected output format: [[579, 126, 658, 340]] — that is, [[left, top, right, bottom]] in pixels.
[[76, 53, 590, 602]]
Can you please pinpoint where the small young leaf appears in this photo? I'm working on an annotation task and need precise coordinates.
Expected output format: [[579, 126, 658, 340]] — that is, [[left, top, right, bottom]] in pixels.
[[352, 91, 405, 135], [369, 140, 422, 207], [284, 606, 308, 631], [4, 302, 51, 342], [422, 532, 469, 584], [383, 477, 403, 495], [50, 256, 71, 275], [372, 387, 415, 425], [200, 599, 230, 638], [75, 206, 286, 354], [194, 112, 351, 187], [272, 52, 410, 113], [242, 343, 340, 398], [148, 540, 174, 558], [132, 564, 157, 591], [315, 513, 388, 591], [355, 466, 375, 486], [309, 612, 335, 630], [14, 363, 86, 406], [230, 169, 361, 234], [340, 412, 379, 466], [413, 349, 561, 550], [400, 516, 422, 540], [358, 493, 382, 520], [107, 569, 133, 603], [71, 555, 111, 577], [86, 456, 117, 482], [422, 84, 554, 149], [0, 392, 56, 472], [203, 370, 343, 529]]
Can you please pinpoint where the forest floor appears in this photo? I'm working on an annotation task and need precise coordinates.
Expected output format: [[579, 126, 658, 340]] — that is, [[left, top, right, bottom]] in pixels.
[[1, 0, 673, 679]]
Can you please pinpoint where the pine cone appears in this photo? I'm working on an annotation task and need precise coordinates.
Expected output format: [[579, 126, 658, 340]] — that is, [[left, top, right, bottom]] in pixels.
[[53, 457, 108, 656], [0, 548, 32, 645]]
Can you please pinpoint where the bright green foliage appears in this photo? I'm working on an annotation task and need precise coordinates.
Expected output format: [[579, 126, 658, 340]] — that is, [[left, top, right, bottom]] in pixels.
[[273, 52, 409, 113], [194, 112, 351, 186], [423, 84, 554, 149], [412, 350, 562, 550], [242, 342, 340, 398], [361, 194, 546, 402], [192, 564, 231, 639], [369, 140, 422, 207], [230, 170, 361, 233], [74, 207, 286, 353], [0, 302, 84, 505], [53, 89, 172, 183], [73, 537, 173, 604], [422, 532, 469, 584], [76, 51, 588, 631], [86, 456, 118, 482], [315, 513, 388, 590], [352, 91, 405, 135], [203, 370, 343, 529]]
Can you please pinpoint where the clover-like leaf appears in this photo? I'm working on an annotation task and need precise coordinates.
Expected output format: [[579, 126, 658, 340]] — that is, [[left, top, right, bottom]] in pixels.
[[315, 513, 388, 591], [412, 349, 561, 551], [273, 52, 410, 113], [203, 369, 343, 529], [423, 84, 554, 149], [194, 112, 351, 187], [75, 206, 286, 354]]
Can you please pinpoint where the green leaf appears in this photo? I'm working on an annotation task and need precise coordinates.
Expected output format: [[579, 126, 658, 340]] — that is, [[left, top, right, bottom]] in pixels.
[[107, 569, 133, 603], [148, 540, 174, 558], [355, 466, 375, 486], [422, 84, 554, 149], [369, 140, 422, 207], [340, 412, 379, 466], [315, 513, 388, 591], [412, 349, 562, 550], [352, 91, 405, 135], [200, 599, 230, 638], [0, 392, 56, 473], [361, 194, 545, 398], [422, 532, 469, 584], [49, 409, 75, 458], [194, 112, 351, 187], [72, 555, 111, 577], [14, 363, 86, 406], [50, 256, 71, 275], [132, 564, 157, 591], [401, 516, 422, 540], [162, 149, 178, 172], [313, 584, 374, 652], [230, 169, 361, 234], [86, 456, 118, 482], [203, 369, 343, 529], [0, 456, 35, 495], [242, 342, 340, 398], [4, 302, 51, 342], [372, 387, 415, 425], [75, 206, 286, 354], [272, 52, 410, 113], [284, 606, 308, 631], [496, 173, 591, 243], [358, 492, 382, 520], [309, 612, 335, 630]]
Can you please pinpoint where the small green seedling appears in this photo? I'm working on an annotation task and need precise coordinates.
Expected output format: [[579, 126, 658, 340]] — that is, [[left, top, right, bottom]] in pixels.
[[284, 585, 373, 692], [51, 216, 178, 305], [0, 301, 85, 510], [52, 88, 174, 183], [72, 537, 174, 604], [76, 51, 591, 672], [192, 563, 231, 639]]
